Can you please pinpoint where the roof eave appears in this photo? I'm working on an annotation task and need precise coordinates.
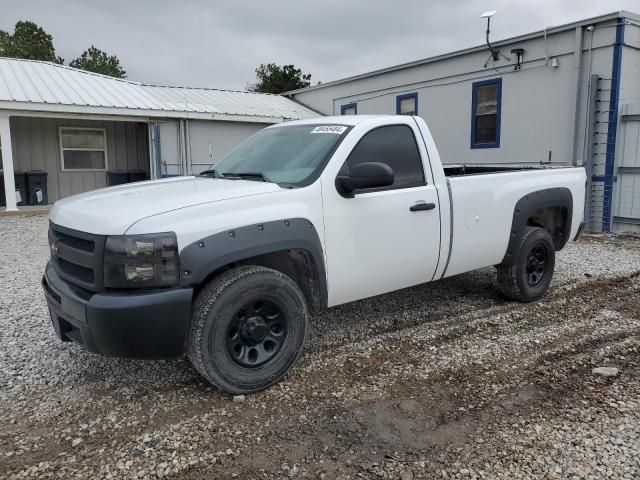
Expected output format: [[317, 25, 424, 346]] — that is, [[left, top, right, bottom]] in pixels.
[[0, 102, 304, 124]]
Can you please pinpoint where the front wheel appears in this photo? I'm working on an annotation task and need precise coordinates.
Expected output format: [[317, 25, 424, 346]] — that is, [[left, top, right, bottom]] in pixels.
[[497, 226, 556, 302], [187, 266, 308, 394]]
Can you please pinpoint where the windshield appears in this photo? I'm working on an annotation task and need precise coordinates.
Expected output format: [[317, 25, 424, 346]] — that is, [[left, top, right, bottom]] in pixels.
[[203, 124, 350, 186]]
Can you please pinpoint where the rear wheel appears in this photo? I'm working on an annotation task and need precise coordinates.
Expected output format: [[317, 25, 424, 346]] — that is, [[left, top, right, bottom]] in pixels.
[[497, 226, 555, 302], [187, 266, 308, 394]]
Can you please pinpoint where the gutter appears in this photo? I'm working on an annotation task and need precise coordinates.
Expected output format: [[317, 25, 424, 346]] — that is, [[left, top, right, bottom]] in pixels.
[[0, 103, 314, 124], [570, 26, 585, 166]]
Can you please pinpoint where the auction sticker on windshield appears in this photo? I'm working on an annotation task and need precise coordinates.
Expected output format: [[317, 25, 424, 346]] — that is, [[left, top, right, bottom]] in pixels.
[[310, 126, 348, 134]]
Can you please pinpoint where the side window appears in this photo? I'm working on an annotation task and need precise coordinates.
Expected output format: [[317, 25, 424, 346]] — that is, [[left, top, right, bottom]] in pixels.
[[342, 125, 425, 190], [471, 78, 501, 148], [59, 127, 108, 170], [341, 102, 357, 115], [396, 92, 418, 115]]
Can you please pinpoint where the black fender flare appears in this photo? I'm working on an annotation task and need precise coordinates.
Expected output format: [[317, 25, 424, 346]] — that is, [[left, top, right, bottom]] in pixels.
[[501, 187, 573, 266], [179, 218, 327, 309]]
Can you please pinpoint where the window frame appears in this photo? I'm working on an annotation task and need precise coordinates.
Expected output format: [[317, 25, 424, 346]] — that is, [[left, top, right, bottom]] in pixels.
[[59, 127, 108, 172], [470, 78, 502, 149], [338, 123, 427, 195], [396, 92, 418, 116], [340, 102, 357, 115]]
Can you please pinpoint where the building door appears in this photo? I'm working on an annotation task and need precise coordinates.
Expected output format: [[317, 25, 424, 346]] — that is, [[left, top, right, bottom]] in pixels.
[[187, 120, 265, 175], [157, 121, 182, 177]]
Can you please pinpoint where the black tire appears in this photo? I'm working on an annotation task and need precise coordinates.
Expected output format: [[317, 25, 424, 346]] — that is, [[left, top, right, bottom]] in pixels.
[[187, 265, 308, 394], [497, 226, 556, 302]]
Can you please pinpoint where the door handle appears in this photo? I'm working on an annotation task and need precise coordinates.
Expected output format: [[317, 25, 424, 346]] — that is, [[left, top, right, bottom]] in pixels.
[[410, 202, 436, 212]]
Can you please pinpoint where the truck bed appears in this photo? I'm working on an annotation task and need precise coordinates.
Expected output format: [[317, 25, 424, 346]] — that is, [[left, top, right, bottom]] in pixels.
[[442, 166, 586, 278]]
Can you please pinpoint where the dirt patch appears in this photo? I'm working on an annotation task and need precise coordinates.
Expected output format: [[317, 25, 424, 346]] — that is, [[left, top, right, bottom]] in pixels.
[[174, 274, 640, 479]]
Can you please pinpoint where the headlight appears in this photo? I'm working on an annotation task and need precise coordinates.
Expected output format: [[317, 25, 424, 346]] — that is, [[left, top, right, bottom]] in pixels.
[[104, 233, 179, 288]]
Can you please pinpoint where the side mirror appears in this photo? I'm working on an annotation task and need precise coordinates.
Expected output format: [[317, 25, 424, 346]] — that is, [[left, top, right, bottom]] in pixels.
[[335, 162, 394, 198]]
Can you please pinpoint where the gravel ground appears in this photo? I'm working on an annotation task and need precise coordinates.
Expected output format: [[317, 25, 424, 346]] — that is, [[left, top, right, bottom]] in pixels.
[[1, 215, 640, 479]]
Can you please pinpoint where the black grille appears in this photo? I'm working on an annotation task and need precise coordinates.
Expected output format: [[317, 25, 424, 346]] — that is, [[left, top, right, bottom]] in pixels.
[[57, 258, 95, 283], [56, 231, 95, 252], [49, 223, 105, 291]]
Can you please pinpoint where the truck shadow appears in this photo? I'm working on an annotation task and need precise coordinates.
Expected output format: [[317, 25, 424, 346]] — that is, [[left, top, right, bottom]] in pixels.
[[58, 268, 499, 395], [308, 267, 499, 352]]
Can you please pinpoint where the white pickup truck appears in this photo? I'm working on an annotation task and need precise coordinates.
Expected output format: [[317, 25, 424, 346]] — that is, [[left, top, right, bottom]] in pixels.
[[43, 115, 586, 394]]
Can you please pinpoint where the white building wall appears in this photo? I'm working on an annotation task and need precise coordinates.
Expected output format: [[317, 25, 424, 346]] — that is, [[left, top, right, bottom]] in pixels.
[[612, 21, 640, 232], [291, 15, 639, 233], [293, 25, 621, 167]]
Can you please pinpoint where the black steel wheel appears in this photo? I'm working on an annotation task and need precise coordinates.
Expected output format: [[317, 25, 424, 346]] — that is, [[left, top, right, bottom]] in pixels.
[[226, 299, 288, 368], [525, 243, 549, 287], [187, 266, 308, 394], [497, 226, 556, 302]]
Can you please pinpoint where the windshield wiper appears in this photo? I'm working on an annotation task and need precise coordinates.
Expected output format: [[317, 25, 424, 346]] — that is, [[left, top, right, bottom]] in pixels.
[[200, 170, 295, 188], [199, 169, 220, 178], [222, 172, 272, 182]]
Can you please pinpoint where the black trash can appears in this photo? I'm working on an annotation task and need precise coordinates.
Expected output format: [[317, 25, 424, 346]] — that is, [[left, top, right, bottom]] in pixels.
[[1, 171, 29, 207], [107, 170, 129, 186], [26, 170, 48, 205], [128, 169, 146, 183], [14, 171, 27, 206]]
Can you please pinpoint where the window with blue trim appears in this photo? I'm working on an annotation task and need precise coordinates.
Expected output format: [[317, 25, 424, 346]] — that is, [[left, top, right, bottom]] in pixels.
[[341, 102, 357, 115], [471, 78, 501, 148], [396, 92, 418, 115]]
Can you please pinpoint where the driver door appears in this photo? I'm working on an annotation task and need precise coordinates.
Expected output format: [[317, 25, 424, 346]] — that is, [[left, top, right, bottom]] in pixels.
[[321, 121, 441, 306]]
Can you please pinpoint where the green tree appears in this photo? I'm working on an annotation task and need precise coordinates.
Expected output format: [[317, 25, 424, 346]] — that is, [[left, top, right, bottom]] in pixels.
[[248, 63, 311, 94], [0, 21, 63, 63], [0, 31, 9, 56], [69, 46, 126, 78]]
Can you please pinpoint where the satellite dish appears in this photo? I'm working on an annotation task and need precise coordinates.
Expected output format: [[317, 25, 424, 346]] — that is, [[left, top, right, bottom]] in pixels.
[[480, 10, 507, 66]]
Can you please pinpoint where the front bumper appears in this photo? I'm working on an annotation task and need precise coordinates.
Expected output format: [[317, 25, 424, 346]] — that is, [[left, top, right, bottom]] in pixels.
[[42, 261, 193, 358]]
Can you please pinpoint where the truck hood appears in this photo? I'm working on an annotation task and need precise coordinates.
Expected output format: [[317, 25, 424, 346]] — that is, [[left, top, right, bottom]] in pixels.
[[50, 176, 282, 234]]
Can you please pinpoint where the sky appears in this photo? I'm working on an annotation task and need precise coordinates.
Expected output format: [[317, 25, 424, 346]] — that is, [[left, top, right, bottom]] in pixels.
[[1, 1, 638, 90]]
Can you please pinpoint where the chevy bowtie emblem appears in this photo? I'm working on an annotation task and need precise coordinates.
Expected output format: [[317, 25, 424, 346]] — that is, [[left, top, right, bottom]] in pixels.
[[50, 242, 59, 257]]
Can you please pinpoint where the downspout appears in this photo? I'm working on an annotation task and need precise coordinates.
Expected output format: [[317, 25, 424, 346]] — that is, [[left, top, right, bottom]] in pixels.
[[154, 123, 162, 177], [185, 119, 192, 175], [570, 26, 584, 167], [178, 119, 188, 176], [147, 121, 161, 180], [601, 18, 626, 232]]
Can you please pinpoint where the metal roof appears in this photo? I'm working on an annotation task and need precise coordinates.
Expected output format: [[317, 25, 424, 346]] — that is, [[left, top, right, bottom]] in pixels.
[[0, 58, 318, 123]]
